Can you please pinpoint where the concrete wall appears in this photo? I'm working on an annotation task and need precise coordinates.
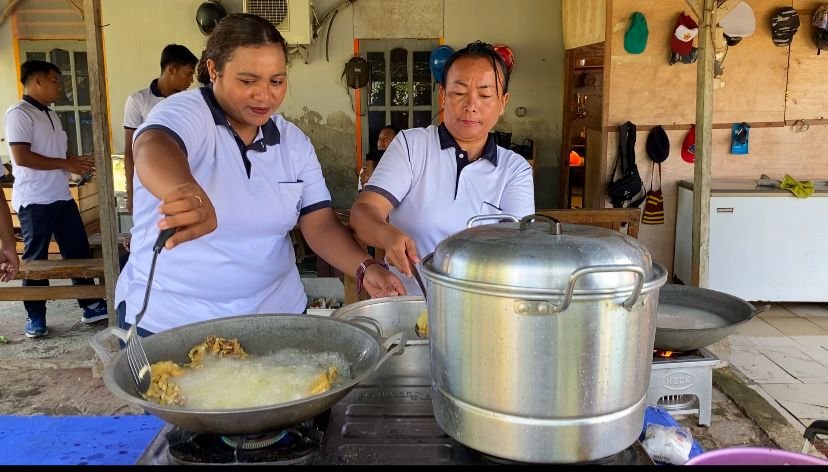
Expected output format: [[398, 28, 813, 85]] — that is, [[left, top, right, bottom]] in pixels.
[[0, 16, 19, 164], [444, 0, 564, 208]]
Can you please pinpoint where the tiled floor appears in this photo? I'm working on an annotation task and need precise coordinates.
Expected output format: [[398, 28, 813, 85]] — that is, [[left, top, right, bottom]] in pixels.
[[706, 303, 828, 433]]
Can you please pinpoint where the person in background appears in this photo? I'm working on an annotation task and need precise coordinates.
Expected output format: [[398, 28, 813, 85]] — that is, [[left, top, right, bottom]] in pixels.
[[360, 125, 401, 190], [0, 165, 19, 282], [350, 41, 535, 296], [116, 14, 406, 336], [123, 44, 198, 214], [4, 60, 106, 338]]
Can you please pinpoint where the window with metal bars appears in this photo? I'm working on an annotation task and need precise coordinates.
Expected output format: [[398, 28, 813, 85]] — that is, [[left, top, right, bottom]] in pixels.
[[360, 39, 439, 155], [19, 40, 92, 157]]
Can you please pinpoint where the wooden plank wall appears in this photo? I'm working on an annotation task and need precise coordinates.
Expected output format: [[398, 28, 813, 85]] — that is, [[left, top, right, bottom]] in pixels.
[[602, 0, 828, 275]]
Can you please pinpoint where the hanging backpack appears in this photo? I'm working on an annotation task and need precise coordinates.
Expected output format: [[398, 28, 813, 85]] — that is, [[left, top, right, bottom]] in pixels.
[[607, 121, 645, 208]]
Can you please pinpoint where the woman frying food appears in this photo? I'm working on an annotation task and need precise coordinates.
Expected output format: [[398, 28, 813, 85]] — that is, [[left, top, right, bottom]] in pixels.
[[115, 14, 405, 335]]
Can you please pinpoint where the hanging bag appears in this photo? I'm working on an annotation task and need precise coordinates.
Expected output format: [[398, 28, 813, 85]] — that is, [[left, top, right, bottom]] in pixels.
[[607, 121, 646, 208], [642, 162, 665, 225]]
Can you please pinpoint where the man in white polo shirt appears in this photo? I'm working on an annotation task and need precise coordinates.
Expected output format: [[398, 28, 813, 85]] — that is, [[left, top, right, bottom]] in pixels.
[[123, 44, 197, 213], [4, 60, 107, 338]]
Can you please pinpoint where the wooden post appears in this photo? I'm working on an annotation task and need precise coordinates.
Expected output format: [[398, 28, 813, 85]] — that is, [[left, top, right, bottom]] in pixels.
[[84, 0, 119, 325], [691, 0, 714, 288]]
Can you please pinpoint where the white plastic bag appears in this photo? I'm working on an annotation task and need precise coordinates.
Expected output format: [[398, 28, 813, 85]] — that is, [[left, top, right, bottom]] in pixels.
[[642, 423, 694, 465]]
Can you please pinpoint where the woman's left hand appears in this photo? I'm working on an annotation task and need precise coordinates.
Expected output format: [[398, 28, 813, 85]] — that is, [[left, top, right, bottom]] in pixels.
[[362, 264, 407, 298]]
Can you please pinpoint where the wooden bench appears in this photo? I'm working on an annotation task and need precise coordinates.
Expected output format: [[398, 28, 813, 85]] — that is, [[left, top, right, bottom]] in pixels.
[[534, 208, 641, 239], [0, 258, 106, 301]]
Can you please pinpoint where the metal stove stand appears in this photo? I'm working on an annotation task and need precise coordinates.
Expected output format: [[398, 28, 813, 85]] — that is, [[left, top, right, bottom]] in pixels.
[[647, 348, 721, 426]]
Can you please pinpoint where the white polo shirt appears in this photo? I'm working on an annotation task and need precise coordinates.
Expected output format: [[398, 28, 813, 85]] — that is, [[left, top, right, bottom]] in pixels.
[[123, 79, 165, 129], [115, 86, 333, 333], [4, 95, 72, 211], [365, 123, 535, 295]]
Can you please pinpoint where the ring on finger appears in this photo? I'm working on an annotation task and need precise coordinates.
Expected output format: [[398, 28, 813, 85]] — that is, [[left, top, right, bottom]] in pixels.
[[193, 194, 203, 208]]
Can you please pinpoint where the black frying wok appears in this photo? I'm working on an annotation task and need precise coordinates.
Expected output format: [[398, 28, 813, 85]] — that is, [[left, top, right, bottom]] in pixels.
[[90, 314, 403, 435], [654, 284, 770, 352]]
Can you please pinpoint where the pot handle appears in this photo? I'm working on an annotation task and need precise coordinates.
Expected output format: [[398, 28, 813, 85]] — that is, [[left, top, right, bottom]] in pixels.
[[466, 214, 519, 228], [748, 304, 771, 319], [89, 326, 129, 366], [554, 265, 646, 312], [519, 214, 562, 235], [345, 315, 385, 338]]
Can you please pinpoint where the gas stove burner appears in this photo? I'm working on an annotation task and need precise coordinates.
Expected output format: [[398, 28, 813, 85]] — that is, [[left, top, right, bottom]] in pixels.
[[220, 430, 289, 450], [165, 421, 324, 465], [652, 347, 718, 364], [658, 394, 698, 411]]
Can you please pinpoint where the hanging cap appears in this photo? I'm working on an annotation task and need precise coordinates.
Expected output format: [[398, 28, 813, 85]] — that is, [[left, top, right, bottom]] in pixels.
[[681, 125, 696, 163], [646, 126, 670, 164], [671, 13, 699, 57], [624, 12, 649, 54]]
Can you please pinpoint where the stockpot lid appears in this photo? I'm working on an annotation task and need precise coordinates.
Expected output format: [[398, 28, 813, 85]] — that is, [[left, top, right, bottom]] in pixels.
[[426, 214, 657, 294]]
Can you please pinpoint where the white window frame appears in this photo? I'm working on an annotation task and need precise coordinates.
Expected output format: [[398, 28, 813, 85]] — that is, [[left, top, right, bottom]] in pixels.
[[360, 39, 440, 155]]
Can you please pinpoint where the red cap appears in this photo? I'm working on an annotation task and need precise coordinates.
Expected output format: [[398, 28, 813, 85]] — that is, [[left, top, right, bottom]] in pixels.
[[671, 13, 699, 56], [681, 125, 696, 163]]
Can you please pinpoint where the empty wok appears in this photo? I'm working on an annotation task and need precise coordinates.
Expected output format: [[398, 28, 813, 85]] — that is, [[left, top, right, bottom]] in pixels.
[[90, 314, 404, 435], [654, 284, 770, 352]]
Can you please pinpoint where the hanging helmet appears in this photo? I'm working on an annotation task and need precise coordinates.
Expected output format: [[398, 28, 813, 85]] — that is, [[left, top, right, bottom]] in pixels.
[[493, 44, 515, 74], [196, 1, 227, 36], [429, 45, 454, 84], [813, 3, 828, 54]]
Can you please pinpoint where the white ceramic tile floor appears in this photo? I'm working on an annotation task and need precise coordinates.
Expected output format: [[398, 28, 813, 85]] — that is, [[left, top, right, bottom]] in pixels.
[[716, 303, 828, 430]]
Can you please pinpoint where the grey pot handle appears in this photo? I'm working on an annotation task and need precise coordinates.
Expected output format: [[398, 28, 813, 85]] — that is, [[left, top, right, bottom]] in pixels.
[[553, 265, 646, 313], [346, 315, 385, 338], [89, 326, 129, 366], [466, 214, 519, 228]]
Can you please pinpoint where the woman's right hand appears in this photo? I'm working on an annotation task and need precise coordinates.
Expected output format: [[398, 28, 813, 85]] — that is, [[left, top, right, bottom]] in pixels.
[[156, 182, 217, 250], [381, 227, 420, 278]]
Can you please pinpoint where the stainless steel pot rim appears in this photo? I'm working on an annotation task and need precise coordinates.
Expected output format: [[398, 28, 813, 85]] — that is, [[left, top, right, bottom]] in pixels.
[[421, 255, 667, 300], [330, 296, 429, 346], [102, 314, 388, 415]]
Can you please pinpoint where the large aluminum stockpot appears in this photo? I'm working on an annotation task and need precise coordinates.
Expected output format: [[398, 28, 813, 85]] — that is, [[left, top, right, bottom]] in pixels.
[[420, 215, 668, 463]]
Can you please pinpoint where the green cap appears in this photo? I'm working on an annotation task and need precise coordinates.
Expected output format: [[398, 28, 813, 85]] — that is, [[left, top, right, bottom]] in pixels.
[[624, 12, 649, 54]]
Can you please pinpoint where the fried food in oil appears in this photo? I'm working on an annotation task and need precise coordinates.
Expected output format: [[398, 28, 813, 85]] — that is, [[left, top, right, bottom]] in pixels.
[[188, 336, 247, 366], [143, 336, 245, 406], [308, 366, 339, 395], [415, 309, 428, 338], [143, 336, 341, 407], [143, 361, 185, 406]]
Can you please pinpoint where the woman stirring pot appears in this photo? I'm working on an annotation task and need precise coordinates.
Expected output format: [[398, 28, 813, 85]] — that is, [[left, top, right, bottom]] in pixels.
[[349, 41, 535, 295]]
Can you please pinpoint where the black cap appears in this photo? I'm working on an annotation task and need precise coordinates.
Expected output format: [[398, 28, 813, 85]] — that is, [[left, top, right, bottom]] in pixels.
[[646, 126, 670, 163]]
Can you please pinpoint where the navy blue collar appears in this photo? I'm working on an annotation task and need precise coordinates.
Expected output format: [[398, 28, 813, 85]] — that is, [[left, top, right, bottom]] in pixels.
[[199, 85, 280, 147], [437, 123, 498, 166], [150, 79, 164, 98], [22, 95, 50, 112]]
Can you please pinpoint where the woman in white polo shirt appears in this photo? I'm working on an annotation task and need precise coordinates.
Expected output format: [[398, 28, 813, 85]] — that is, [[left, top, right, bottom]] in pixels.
[[115, 13, 405, 335], [350, 41, 535, 296]]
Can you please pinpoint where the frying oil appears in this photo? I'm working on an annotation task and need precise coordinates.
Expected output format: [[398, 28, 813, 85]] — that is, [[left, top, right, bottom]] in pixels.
[[174, 349, 351, 410]]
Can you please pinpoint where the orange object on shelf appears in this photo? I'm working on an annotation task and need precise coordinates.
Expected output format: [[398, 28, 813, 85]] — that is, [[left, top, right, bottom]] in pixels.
[[569, 150, 584, 166]]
